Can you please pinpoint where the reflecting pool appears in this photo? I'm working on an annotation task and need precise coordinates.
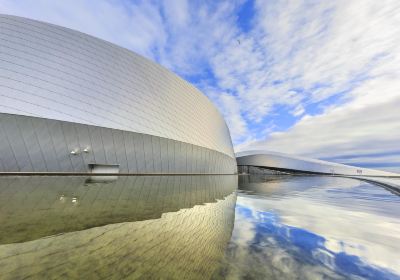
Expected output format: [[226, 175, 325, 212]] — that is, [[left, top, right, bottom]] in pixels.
[[0, 175, 237, 279], [0, 175, 399, 279], [215, 175, 400, 280]]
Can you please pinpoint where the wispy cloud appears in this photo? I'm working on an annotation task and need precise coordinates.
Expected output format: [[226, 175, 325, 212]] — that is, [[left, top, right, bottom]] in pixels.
[[1, 0, 399, 171]]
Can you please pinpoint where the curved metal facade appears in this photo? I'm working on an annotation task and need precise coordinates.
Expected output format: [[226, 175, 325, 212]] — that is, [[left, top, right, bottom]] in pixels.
[[0, 15, 236, 173], [237, 150, 397, 177]]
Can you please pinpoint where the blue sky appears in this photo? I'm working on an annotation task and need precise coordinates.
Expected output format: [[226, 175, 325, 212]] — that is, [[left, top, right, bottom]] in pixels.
[[228, 176, 400, 277], [232, 204, 400, 279], [1, 0, 399, 172]]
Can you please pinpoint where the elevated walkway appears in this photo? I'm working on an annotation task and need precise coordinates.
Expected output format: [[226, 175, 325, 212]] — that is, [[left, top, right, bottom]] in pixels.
[[345, 176, 400, 194]]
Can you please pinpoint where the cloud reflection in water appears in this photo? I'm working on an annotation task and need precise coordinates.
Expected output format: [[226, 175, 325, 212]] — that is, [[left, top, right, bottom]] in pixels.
[[216, 176, 400, 280]]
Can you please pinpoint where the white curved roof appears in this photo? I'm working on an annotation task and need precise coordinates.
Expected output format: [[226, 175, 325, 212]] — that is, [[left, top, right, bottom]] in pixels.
[[236, 150, 398, 176], [0, 15, 234, 158]]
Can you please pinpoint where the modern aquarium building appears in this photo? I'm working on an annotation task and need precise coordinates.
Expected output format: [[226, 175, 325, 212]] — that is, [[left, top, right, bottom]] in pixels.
[[0, 15, 237, 174], [236, 150, 397, 177]]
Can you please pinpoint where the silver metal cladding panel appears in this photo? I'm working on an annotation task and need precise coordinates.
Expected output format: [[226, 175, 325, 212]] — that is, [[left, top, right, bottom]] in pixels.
[[167, 138, 176, 172], [0, 113, 236, 173], [0, 15, 234, 159], [62, 122, 85, 172], [160, 138, 169, 173], [236, 151, 397, 176], [88, 126, 106, 164], [123, 131, 137, 173], [75, 124, 96, 168], [0, 116, 18, 171], [143, 134, 154, 173], [45, 119, 73, 171], [132, 133, 145, 173], [15, 116, 47, 172], [101, 127, 117, 165], [31, 117, 61, 172], [111, 129, 128, 173]]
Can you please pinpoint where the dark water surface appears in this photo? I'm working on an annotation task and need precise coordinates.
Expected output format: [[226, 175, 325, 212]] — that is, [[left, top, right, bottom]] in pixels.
[[0, 175, 399, 279]]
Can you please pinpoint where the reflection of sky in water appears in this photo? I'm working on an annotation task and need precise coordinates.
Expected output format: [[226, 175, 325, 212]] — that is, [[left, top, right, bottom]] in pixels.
[[219, 176, 400, 280]]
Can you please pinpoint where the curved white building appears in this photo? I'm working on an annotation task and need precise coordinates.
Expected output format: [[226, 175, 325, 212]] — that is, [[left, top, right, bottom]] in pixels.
[[0, 15, 236, 174], [236, 150, 397, 177]]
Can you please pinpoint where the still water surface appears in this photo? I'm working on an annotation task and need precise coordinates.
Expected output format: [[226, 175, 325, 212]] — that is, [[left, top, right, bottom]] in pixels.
[[0, 175, 399, 279], [216, 175, 400, 280]]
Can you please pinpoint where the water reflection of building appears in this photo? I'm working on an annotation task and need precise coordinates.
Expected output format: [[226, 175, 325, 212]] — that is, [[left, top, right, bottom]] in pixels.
[[0, 175, 237, 244], [0, 175, 237, 279], [238, 174, 331, 197]]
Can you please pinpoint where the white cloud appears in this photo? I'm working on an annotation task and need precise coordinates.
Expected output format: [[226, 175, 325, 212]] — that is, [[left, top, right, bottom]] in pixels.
[[334, 154, 400, 167], [237, 185, 400, 275], [291, 104, 305, 117], [207, 87, 250, 143], [233, 0, 400, 171], [162, 0, 188, 27], [242, 96, 400, 155], [0, 0, 167, 60]]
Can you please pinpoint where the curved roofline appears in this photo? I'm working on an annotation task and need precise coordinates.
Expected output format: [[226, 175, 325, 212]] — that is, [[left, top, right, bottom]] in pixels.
[[0, 14, 227, 122], [236, 150, 398, 176], [0, 14, 235, 158]]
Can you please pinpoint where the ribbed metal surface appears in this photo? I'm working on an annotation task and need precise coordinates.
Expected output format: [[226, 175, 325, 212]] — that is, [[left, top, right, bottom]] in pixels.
[[0, 14, 234, 158], [0, 113, 237, 173], [236, 150, 397, 176]]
